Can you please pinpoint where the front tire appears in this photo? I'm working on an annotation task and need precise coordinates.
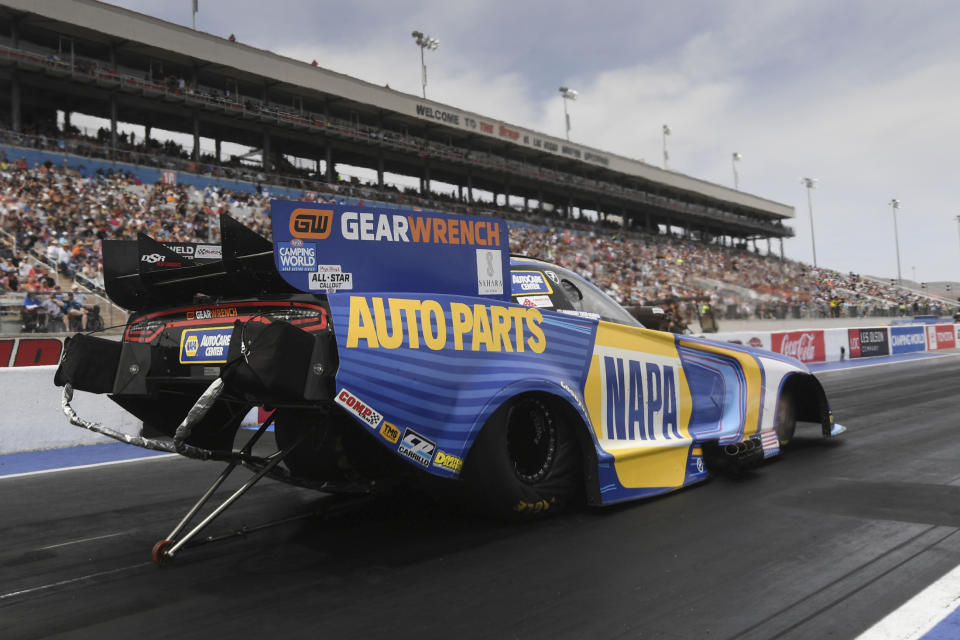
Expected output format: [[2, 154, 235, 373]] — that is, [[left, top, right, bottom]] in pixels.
[[464, 395, 581, 519], [775, 392, 797, 446]]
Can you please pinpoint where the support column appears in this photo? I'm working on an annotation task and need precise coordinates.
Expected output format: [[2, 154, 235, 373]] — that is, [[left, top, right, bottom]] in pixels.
[[64, 110, 71, 131], [192, 111, 200, 162], [779, 238, 785, 260], [215, 137, 221, 163], [467, 171, 474, 204], [325, 145, 333, 183], [10, 70, 21, 133], [262, 130, 271, 171], [458, 184, 464, 202], [423, 162, 431, 194], [377, 149, 384, 189], [144, 125, 151, 144], [109, 94, 118, 159]]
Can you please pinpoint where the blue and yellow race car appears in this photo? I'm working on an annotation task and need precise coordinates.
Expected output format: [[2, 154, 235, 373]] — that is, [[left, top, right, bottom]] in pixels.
[[55, 203, 843, 561]]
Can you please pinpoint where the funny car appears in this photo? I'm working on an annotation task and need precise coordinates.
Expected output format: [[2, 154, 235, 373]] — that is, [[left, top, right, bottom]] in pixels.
[[54, 203, 844, 562]]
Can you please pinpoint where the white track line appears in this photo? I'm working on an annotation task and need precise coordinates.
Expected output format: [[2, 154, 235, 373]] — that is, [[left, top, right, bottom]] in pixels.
[[815, 352, 960, 374], [855, 563, 960, 639], [39, 531, 131, 550], [0, 562, 152, 601], [0, 452, 176, 481]]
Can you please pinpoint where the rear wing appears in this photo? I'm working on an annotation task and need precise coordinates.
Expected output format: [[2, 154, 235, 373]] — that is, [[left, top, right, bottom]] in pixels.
[[269, 201, 510, 300], [102, 204, 511, 312], [103, 214, 297, 311]]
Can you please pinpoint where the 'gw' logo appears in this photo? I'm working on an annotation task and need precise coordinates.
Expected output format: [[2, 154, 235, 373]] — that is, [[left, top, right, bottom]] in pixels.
[[289, 208, 333, 239]]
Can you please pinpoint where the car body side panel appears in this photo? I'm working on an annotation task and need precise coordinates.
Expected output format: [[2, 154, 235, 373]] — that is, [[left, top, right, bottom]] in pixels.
[[327, 293, 599, 478]]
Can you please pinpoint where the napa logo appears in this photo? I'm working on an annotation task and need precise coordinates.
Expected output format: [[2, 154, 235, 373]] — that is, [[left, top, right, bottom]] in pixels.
[[179, 326, 233, 364], [184, 335, 199, 358], [601, 355, 682, 441]]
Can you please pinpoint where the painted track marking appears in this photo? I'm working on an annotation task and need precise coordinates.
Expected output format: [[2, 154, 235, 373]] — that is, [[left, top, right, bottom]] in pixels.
[[855, 563, 960, 639]]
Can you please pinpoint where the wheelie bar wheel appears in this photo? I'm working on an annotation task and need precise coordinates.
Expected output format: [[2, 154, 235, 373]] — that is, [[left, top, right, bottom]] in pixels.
[[152, 539, 175, 566]]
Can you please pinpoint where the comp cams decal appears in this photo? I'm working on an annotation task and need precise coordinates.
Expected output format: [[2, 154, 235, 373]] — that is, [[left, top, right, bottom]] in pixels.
[[335, 388, 384, 428]]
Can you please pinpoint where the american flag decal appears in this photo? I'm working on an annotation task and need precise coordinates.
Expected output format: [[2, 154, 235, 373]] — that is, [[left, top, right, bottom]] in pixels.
[[760, 430, 780, 454]]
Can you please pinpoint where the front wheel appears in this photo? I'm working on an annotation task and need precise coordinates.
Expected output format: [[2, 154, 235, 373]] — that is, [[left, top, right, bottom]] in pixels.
[[775, 392, 797, 446], [464, 395, 581, 519]]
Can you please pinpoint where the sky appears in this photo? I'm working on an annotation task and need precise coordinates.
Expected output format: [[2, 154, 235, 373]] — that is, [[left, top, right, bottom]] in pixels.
[[103, 0, 960, 283]]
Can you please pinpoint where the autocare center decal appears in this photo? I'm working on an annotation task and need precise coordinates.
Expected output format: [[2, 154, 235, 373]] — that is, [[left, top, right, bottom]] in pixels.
[[270, 201, 509, 301]]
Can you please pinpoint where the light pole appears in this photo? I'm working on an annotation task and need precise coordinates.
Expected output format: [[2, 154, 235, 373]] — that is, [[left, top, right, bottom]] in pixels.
[[558, 87, 578, 141], [955, 215, 960, 262], [411, 30, 439, 99], [801, 177, 818, 268], [890, 198, 902, 283], [662, 124, 671, 169], [731, 152, 742, 189]]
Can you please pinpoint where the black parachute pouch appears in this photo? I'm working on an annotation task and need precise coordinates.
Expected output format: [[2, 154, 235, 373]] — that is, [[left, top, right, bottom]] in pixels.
[[221, 319, 317, 402], [53, 333, 122, 394]]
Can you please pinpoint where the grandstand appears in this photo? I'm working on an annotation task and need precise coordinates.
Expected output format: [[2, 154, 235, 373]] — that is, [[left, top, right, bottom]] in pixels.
[[0, 0, 791, 245], [0, 0, 956, 336]]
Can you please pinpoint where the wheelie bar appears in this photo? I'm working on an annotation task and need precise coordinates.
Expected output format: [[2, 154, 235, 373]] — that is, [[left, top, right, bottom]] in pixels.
[[151, 413, 306, 565]]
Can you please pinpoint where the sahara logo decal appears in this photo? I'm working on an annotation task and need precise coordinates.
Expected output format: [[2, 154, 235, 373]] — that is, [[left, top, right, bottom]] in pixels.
[[380, 421, 401, 444], [600, 355, 682, 441], [476, 249, 504, 295], [511, 271, 552, 295], [397, 428, 436, 467], [289, 208, 334, 240], [335, 388, 384, 428], [432, 451, 463, 473], [277, 241, 318, 271], [346, 296, 546, 353], [179, 326, 233, 364]]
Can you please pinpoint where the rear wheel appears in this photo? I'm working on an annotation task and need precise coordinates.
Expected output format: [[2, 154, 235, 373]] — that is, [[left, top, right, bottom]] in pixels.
[[464, 395, 581, 519], [775, 393, 797, 446]]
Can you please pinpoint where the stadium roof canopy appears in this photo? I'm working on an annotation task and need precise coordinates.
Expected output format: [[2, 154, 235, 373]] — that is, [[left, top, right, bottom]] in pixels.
[[0, 0, 794, 240]]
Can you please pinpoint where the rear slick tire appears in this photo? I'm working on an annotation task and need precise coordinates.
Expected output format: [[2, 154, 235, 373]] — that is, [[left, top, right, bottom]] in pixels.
[[464, 395, 580, 520]]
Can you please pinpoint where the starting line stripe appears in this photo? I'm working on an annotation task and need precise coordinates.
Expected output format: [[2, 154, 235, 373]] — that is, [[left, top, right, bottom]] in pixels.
[[856, 564, 960, 639], [0, 442, 173, 479]]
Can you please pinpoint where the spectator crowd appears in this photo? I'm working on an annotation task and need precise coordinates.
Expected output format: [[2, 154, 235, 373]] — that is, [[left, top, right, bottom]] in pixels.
[[1, 151, 956, 335]]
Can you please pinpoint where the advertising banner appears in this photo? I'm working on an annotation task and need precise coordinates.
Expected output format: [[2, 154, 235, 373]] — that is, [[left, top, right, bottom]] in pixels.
[[770, 330, 825, 363], [270, 201, 510, 300], [847, 328, 890, 358], [925, 324, 957, 351], [890, 325, 927, 354]]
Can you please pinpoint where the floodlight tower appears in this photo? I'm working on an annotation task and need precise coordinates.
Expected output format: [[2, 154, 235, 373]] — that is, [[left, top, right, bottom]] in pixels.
[[731, 152, 742, 189], [801, 177, 818, 268], [559, 87, 578, 141], [890, 198, 902, 283], [662, 124, 671, 169], [411, 30, 439, 99]]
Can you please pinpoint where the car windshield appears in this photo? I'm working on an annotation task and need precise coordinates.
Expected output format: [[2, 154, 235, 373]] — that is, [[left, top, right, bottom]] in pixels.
[[514, 262, 642, 327]]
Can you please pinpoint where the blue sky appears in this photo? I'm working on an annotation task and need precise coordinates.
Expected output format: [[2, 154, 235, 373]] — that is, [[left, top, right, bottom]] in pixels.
[[106, 0, 960, 283]]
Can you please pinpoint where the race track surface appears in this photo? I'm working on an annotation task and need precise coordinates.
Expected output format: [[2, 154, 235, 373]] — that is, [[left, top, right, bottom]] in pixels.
[[2, 355, 959, 639]]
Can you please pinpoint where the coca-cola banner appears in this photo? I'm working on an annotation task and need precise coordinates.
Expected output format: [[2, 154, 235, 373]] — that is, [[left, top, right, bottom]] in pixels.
[[848, 328, 890, 358], [925, 324, 957, 350], [771, 330, 825, 363]]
